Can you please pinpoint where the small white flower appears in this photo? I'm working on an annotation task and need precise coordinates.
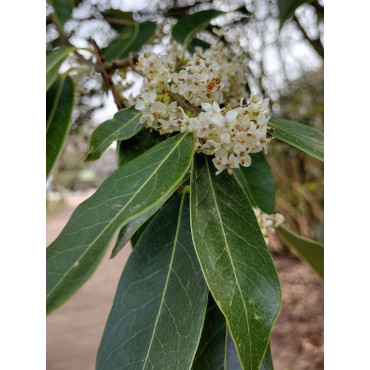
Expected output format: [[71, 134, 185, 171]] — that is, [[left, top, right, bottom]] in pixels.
[[253, 207, 285, 245], [132, 43, 271, 174], [151, 101, 167, 114]]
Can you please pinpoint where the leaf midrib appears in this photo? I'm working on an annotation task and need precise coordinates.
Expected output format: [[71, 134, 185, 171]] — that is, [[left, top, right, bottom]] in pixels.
[[47, 134, 190, 301], [272, 125, 323, 144], [236, 170, 257, 207], [92, 111, 141, 154], [204, 158, 253, 369], [46, 48, 70, 75], [142, 193, 185, 369]]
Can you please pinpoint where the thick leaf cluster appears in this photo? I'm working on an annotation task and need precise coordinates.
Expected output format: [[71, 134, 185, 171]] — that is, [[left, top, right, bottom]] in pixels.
[[46, 4, 323, 369], [46, 106, 323, 367]]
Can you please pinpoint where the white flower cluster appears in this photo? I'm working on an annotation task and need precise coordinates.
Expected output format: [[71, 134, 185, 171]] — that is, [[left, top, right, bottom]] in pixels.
[[253, 207, 285, 245], [134, 43, 271, 174], [207, 42, 248, 107]]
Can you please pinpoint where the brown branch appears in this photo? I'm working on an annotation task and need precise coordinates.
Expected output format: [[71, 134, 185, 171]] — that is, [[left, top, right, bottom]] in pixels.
[[100, 52, 144, 77], [128, 52, 145, 76], [168, 92, 202, 115], [293, 14, 324, 59], [91, 39, 123, 109], [50, 14, 70, 46], [105, 58, 131, 71]]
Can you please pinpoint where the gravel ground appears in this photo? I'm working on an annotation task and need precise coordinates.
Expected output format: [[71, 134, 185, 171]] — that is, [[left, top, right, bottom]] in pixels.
[[46, 195, 323, 370]]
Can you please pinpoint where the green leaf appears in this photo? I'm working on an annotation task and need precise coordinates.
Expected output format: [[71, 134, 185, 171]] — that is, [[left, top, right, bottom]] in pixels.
[[269, 118, 324, 162], [190, 155, 281, 370], [110, 204, 161, 257], [117, 128, 166, 167], [46, 133, 195, 314], [277, 225, 324, 279], [46, 74, 74, 179], [102, 8, 135, 32], [85, 106, 143, 162], [96, 193, 208, 369], [233, 152, 275, 214], [111, 129, 168, 256], [193, 295, 227, 369], [193, 295, 242, 370], [51, 0, 74, 27], [259, 344, 274, 370], [103, 26, 136, 60], [193, 295, 273, 370], [104, 21, 156, 61], [277, 0, 314, 24], [46, 47, 73, 91], [129, 213, 153, 247], [172, 9, 223, 51], [188, 38, 211, 53]]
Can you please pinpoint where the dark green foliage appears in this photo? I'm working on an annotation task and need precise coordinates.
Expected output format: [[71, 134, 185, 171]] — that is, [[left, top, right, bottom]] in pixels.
[[97, 194, 208, 369], [46, 74, 74, 178]]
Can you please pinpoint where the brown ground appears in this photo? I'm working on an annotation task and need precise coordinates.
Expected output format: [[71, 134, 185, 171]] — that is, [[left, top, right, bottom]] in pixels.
[[46, 195, 323, 370]]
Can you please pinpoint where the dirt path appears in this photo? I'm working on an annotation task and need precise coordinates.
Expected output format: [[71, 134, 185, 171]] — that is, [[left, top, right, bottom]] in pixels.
[[47, 195, 323, 370], [47, 195, 132, 370]]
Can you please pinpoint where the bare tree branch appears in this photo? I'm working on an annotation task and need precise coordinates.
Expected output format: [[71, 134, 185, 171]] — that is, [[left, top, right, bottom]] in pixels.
[[91, 39, 124, 110]]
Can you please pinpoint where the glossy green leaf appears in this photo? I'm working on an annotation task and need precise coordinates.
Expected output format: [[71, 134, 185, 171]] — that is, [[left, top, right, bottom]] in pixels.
[[103, 26, 135, 61], [188, 38, 211, 53], [172, 9, 223, 51], [193, 295, 242, 370], [85, 106, 143, 161], [97, 193, 208, 369], [269, 118, 324, 162], [233, 152, 275, 214], [51, 0, 74, 27], [110, 203, 161, 257], [104, 21, 156, 61], [190, 155, 281, 370], [46, 47, 73, 91], [259, 344, 274, 370], [102, 8, 135, 32], [193, 295, 273, 370], [129, 214, 153, 247], [112, 129, 168, 254], [46, 133, 195, 314], [277, 0, 313, 24], [277, 225, 324, 279], [112, 129, 167, 255], [193, 295, 227, 370], [117, 128, 166, 167], [46, 74, 74, 179]]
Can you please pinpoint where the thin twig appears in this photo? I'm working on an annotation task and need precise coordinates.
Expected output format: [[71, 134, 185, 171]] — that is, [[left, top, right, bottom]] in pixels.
[[128, 52, 145, 76], [105, 58, 131, 71], [103, 52, 144, 77], [91, 39, 123, 110], [168, 92, 202, 115]]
